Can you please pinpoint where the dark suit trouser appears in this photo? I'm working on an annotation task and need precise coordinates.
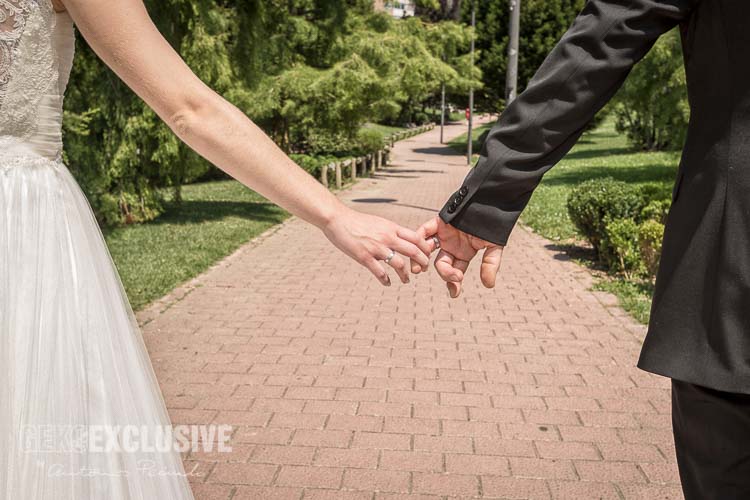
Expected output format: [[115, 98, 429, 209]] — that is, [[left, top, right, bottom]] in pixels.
[[672, 380, 750, 499]]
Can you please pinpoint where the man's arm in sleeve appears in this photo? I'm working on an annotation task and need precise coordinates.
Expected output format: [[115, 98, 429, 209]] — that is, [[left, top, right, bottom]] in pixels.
[[440, 0, 699, 246]]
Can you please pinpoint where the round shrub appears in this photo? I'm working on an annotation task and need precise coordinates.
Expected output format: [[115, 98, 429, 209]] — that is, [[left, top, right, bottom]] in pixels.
[[289, 154, 336, 179], [641, 198, 671, 224], [603, 217, 641, 276], [567, 177, 645, 260], [638, 219, 665, 279], [413, 112, 429, 125], [354, 128, 385, 155], [637, 182, 672, 204]]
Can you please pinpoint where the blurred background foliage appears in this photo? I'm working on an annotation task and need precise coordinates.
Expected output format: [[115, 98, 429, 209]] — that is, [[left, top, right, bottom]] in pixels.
[[62, 0, 688, 227], [63, 0, 480, 225]]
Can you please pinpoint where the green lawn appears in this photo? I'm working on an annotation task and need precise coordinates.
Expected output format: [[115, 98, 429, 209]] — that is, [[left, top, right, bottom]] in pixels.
[[447, 118, 681, 323], [363, 123, 408, 138], [104, 180, 289, 310], [448, 123, 493, 161]]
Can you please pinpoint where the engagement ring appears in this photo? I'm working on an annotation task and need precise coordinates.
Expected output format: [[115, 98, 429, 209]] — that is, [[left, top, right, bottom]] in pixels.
[[384, 249, 395, 264]]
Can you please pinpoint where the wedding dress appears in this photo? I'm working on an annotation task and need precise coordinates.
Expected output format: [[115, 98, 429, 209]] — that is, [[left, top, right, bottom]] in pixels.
[[1, 2, 194, 498]]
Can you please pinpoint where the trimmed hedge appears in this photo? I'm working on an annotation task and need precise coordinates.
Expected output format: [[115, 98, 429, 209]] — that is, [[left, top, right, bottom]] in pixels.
[[566, 178, 644, 261], [567, 177, 670, 280]]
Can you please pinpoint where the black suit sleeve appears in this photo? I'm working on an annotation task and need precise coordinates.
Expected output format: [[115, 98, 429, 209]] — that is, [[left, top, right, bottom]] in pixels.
[[440, 0, 699, 246]]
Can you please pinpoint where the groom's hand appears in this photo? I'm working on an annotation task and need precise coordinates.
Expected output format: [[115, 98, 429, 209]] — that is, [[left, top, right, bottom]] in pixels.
[[416, 216, 504, 298]]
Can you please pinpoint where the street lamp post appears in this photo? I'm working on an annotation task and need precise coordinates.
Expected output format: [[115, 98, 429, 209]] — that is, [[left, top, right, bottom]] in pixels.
[[505, 0, 521, 102], [466, 2, 476, 165], [440, 83, 446, 144]]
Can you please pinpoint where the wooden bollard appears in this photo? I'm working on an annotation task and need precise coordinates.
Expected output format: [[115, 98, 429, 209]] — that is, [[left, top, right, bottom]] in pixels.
[[376, 150, 382, 170], [349, 159, 356, 181], [340, 159, 352, 182], [335, 162, 342, 189], [321, 162, 330, 187]]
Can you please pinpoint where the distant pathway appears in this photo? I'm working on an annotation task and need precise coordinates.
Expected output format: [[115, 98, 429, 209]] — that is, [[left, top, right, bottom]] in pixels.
[[138, 119, 682, 500]]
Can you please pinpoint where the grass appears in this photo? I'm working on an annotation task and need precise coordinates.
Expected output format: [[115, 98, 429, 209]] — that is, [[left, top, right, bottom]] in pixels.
[[447, 117, 681, 324], [104, 180, 289, 310], [593, 279, 655, 324], [448, 123, 493, 160], [363, 123, 408, 138]]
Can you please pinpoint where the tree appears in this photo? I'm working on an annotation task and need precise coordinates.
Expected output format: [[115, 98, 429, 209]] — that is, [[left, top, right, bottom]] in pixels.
[[416, 0, 463, 21], [462, 0, 584, 111], [62, 1, 480, 224], [611, 29, 688, 151]]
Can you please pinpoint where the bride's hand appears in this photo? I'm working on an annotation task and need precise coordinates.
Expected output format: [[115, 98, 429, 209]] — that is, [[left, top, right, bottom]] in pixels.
[[322, 207, 432, 286]]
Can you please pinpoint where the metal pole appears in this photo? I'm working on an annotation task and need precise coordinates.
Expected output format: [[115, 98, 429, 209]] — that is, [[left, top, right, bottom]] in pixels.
[[505, 0, 521, 102], [467, 2, 476, 165], [440, 83, 446, 144]]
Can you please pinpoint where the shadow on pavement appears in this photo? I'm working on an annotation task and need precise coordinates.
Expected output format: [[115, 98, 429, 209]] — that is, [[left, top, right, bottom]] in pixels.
[[351, 197, 438, 213]]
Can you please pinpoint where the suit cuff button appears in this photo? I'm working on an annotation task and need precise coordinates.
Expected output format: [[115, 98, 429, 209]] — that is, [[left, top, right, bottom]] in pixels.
[[459, 186, 469, 196], [447, 203, 457, 214]]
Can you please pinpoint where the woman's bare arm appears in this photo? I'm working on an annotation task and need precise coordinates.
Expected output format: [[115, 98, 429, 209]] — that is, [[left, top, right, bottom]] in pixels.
[[60, 0, 432, 284]]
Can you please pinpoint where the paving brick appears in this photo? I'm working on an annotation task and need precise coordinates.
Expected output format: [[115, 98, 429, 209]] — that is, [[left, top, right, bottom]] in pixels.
[[208, 462, 277, 485], [412, 472, 479, 496], [302, 490, 371, 500], [352, 431, 411, 450], [574, 460, 646, 482], [250, 445, 316, 466], [617, 483, 684, 500], [383, 416, 440, 435], [444, 453, 510, 475], [558, 425, 621, 443], [414, 434, 472, 454], [342, 469, 410, 493], [380, 450, 443, 472], [326, 414, 383, 432], [481, 476, 551, 499], [313, 447, 379, 469], [276, 465, 343, 489], [535, 441, 601, 461], [474, 437, 536, 458], [547, 480, 619, 499], [498, 423, 560, 441], [598, 442, 665, 462], [291, 429, 352, 448], [233, 486, 302, 500], [509, 457, 577, 480]]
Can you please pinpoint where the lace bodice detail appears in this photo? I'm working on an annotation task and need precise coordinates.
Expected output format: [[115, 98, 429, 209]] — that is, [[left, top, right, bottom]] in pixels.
[[0, 0, 74, 159]]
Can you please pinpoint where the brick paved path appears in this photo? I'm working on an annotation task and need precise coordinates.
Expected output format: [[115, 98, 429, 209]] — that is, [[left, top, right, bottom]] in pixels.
[[138, 121, 682, 500]]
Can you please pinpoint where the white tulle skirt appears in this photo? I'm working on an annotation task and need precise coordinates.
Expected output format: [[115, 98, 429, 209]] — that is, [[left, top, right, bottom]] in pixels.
[[0, 155, 194, 499]]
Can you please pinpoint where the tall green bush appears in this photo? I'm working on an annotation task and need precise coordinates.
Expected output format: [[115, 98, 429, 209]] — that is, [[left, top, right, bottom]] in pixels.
[[567, 177, 671, 279], [604, 217, 641, 277], [612, 29, 689, 150], [638, 219, 665, 278]]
